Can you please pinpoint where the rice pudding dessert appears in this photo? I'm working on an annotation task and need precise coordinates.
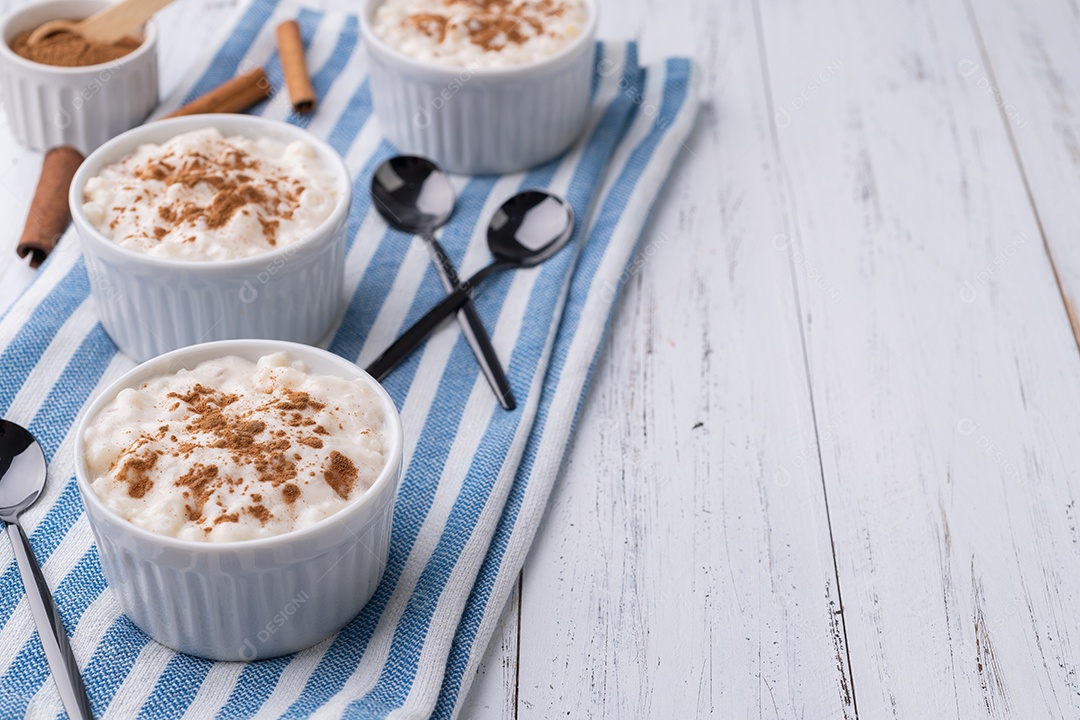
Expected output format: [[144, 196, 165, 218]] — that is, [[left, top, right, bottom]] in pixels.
[[82, 353, 388, 542], [372, 0, 588, 68], [81, 128, 339, 261]]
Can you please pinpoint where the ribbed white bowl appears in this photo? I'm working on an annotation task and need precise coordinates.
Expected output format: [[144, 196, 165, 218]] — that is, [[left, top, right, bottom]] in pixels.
[[0, 0, 158, 153], [360, 0, 597, 175], [70, 114, 352, 362], [74, 340, 404, 661]]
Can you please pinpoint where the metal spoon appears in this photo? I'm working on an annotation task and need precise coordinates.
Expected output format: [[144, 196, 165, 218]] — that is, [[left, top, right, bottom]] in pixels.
[[367, 191, 575, 380], [371, 156, 516, 410], [0, 421, 92, 720]]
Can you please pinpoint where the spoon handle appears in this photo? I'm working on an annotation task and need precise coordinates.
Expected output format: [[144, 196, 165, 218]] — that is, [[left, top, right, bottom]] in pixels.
[[367, 263, 504, 380], [421, 233, 516, 411], [6, 521, 93, 720], [80, 0, 176, 44]]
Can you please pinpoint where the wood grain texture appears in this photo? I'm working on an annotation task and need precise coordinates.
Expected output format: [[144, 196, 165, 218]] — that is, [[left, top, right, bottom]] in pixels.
[[962, 0, 1080, 347], [755, 0, 1080, 716], [514, 0, 855, 718]]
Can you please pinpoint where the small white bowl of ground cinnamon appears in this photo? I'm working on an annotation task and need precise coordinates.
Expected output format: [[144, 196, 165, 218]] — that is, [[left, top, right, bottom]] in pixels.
[[73, 338, 404, 661], [0, 0, 158, 152], [9, 25, 140, 67]]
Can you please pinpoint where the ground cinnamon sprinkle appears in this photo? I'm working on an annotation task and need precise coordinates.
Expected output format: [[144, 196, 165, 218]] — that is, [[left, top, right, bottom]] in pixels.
[[245, 504, 272, 525], [200, 184, 268, 229], [176, 463, 220, 522], [282, 483, 301, 503], [168, 384, 239, 415], [402, 0, 567, 51], [115, 448, 160, 499], [10, 28, 140, 67], [274, 390, 326, 412], [258, 217, 280, 245], [324, 451, 358, 500], [126, 144, 301, 245], [405, 12, 450, 42], [102, 363, 382, 537], [157, 383, 319, 529], [253, 448, 298, 487]]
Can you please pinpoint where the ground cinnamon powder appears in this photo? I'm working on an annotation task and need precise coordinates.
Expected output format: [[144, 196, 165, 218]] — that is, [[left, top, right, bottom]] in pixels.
[[176, 463, 220, 522], [282, 483, 301, 503], [107, 377, 372, 534], [403, 0, 566, 52], [131, 146, 301, 245], [324, 451, 358, 500], [404, 13, 450, 42], [10, 28, 140, 67], [115, 448, 160, 499]]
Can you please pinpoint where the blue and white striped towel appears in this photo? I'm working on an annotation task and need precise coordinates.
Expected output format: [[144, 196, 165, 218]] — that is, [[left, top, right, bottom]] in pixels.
[[0, 0, 698, 716]]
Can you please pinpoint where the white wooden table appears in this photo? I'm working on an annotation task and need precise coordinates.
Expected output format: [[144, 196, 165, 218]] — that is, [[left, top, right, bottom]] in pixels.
[[5, 0, 1080, 717]]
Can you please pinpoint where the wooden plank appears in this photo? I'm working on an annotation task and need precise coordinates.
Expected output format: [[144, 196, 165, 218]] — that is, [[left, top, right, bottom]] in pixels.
[[514, 0, 855, 717], [757, 0, 1080, 715], [962, 0, 1080, 345]]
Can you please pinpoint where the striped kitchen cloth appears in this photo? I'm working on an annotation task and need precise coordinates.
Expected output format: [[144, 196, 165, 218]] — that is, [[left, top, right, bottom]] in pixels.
[[0, 0, 698, 717]]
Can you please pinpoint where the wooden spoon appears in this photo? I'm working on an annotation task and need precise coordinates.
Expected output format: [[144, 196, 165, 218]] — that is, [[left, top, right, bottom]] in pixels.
[[26, 0, 175, 45]]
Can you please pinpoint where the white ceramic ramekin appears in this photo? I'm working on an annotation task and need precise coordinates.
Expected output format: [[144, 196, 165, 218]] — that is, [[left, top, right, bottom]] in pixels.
[[73, 339, 403, 661], [360, 0, 597, 175], [70, 114, 352, 362], [0, 0, 158, 153]]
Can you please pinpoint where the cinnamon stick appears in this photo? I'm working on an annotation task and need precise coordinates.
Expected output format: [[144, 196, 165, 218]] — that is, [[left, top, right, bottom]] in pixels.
[[17, 146, 84, 268], [276, 21, 316, 114], [164, 67, 273, 119]]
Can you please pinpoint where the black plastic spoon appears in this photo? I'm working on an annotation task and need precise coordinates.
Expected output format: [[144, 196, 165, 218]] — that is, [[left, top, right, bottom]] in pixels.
[[371, 156, 516, 410], [366, 191, 575, 381]]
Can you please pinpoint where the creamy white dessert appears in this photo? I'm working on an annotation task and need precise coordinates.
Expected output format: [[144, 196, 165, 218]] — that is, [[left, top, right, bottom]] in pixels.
[[82, 353, 388, 542], [82, 128, 339, 261], [373, 0, 588, 67]]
